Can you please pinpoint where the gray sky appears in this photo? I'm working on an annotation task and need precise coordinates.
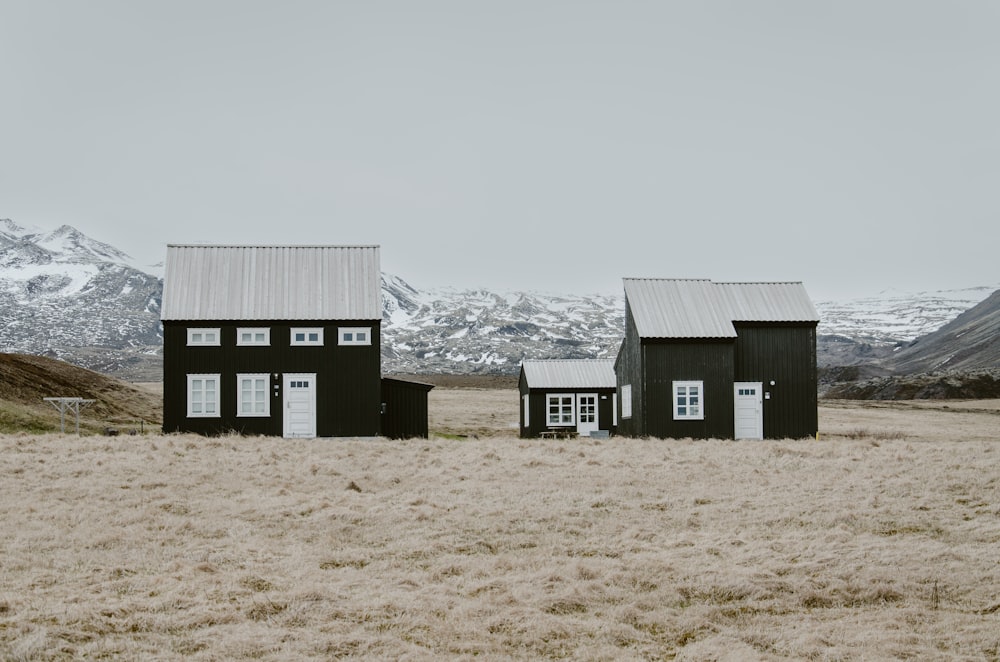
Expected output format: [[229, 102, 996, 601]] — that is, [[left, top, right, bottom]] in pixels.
[[2, 1, 998, 301]]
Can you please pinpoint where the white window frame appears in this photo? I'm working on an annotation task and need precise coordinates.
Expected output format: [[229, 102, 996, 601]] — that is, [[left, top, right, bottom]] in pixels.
[[187, 328, 220, 346], [523, 394, 530, 428], [237, 373, 270, 417], [673, 380, 704, 420], [546, 394, 575, 427], [290, 327, 324, 346], [237, 327, 270, 346], [187, 374, 220, 418], [621, 385, 632, 419], [338, 326, 371, 346]]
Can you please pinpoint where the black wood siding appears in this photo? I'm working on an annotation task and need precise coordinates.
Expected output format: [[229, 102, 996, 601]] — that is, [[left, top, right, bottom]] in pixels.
[[733, 323, 818, 439], [162, 321, 381, 436], [640, 340, 734, 439], [518, 385, 618, 438], [614, 304, 644, 437], [381, 378, 433, 439]]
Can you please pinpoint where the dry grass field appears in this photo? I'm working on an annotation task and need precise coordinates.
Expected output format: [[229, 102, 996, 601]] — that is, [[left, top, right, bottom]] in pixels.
[[1, 390, 999, 660]]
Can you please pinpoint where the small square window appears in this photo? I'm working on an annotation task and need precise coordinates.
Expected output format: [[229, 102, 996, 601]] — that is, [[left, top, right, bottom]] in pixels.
[[290, 327, 324, 346], [339, 327, 372, 346], [546, 394, 574, 426], [187, 328, 220, 346], [673, 381, 704, 420], [237, 327, 270, 346]]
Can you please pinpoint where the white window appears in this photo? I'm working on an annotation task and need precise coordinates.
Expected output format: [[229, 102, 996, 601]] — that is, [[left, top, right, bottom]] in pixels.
[[523, 394, 530, 427], [237, 374, 270, 417], [338, 327, 371, 346], [187, 374, 220, 417], [187, 328, 220, 346], [237, 327, 270, 346], [546, 394, 575, 426], [290, 327, 323, 346], [621, 385, 632, 419], [673, 381, 704, 420]]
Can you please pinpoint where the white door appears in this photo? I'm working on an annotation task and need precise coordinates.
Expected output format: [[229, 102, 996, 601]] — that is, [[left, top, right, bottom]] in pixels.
[[284, 373, 316, 438], [734, 382, 763, 440], [577, 393, 599, 436]]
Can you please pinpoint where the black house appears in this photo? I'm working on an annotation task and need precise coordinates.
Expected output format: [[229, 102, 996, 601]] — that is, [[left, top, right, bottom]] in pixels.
[[160, 244, 386, 438], [519, 359, 618, 438], [615, 279, 819, 440]]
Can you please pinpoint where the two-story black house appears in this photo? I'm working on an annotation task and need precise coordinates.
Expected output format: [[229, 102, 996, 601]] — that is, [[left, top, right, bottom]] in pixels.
[[160, 244, 384, 437]]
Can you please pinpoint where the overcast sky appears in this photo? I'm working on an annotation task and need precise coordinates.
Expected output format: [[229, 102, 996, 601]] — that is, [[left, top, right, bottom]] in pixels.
[[2, 1, 997, 301]]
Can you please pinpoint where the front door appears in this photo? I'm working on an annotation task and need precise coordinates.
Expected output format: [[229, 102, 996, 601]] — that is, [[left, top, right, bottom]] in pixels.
[[577, 393, 599, 436], [284, 373, 317, 438], [734, 382, 763, 440]]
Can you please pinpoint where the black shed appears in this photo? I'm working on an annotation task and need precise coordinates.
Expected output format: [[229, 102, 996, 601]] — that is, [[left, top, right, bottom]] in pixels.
[[615, 279, 819, 440], [519, 359, 618, 438], [381, 377, 434, 439]]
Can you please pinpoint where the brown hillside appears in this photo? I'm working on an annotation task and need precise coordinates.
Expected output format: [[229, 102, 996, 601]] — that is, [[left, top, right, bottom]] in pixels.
[[0, 353, 161, 431]]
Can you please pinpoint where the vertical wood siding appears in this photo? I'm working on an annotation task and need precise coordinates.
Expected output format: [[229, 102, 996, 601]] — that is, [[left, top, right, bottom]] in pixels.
[[381, 378, 433, 439], [733, 323, 818, 439], [641, 340, 734, 439], [614, 302, 644, 437], [163, 321, 381, 436], [519, 387, 618, 438]]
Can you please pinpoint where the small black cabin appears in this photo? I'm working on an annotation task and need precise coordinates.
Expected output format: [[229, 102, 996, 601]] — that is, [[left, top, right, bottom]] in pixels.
[[615, 278, 819, 440], [519, 359, 618, 438], [381, 377, 434, 439]]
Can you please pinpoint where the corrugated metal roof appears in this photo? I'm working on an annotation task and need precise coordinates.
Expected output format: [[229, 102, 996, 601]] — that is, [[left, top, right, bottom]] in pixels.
[[715, 281, 820, 323], [623, 278, 819, 339], [161, 244, 381, 321], [521, 359, 617, 389]]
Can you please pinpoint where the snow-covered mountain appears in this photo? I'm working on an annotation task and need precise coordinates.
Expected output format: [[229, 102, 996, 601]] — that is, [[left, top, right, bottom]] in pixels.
[[381, 274, 623, 374], [0, 219, 995, 380], [813, 287, 998, 344], [0, 219, 162, 376]]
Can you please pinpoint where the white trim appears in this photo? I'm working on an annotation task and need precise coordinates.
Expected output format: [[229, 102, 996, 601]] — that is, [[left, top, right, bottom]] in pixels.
[[187, 374, 220, 417], [237, 374, 270, 417], [546, 393, 575, 427], [673, 380, 704, 420], [237, 327, 270, 346], [283, 373, 317, 438], [576, 392, 599, 436], [338, 326, 371, 346], [290, 327, 324, 346], [734, 382, 763, 440], [621, 385, 632, 419], [523, 393, 530, 428], [613, 392, 618, 426], [187, 328, 220, 346]]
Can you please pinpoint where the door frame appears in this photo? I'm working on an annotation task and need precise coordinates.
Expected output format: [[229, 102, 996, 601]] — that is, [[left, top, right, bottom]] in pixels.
[[734, 382, 763, 440], [576, 392, 599, 436], [283, 373, 317, 438]]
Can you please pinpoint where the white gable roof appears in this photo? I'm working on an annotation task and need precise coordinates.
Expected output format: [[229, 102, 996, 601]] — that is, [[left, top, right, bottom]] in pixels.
[[161, 244, 381, 321], [623, 278, 819, 339], [521, 359, 617, 389]]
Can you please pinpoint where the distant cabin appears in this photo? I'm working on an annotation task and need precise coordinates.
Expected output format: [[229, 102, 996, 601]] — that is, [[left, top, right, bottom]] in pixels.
[[160, 244, 431, 438], [519, 359, 618, 438], [615, 279, 819, 440]]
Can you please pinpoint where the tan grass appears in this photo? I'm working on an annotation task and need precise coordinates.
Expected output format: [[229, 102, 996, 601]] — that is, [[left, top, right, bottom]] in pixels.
[[0, 396, 998, 660]]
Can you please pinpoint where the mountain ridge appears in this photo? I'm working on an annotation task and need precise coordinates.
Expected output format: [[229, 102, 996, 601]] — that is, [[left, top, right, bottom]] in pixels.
[[1, 219, 996, 383]]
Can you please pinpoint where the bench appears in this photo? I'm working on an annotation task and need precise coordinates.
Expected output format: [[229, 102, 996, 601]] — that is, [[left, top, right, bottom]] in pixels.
[[540, 429, 578, 439]]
